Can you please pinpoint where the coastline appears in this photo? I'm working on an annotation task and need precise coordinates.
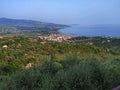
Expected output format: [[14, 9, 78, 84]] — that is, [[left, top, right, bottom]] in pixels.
[[58, 25, 120, 39]]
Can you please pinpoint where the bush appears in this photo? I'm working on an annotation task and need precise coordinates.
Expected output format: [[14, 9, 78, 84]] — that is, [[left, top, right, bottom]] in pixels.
[[1, 57, 120, 90]]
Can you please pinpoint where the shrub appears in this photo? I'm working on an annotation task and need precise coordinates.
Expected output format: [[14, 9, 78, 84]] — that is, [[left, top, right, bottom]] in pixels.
[[1, 57, 120, 90]]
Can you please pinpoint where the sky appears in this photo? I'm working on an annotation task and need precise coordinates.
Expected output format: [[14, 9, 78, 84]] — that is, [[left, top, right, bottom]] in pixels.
[[0, 0, 120, 25]]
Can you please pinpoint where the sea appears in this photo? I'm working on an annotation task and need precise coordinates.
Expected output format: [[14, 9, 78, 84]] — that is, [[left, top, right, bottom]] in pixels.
[[60, 25, 120, 38]]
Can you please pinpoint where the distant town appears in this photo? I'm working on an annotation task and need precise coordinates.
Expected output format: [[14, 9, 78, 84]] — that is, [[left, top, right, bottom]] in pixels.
[[38, 34, 73, 42]]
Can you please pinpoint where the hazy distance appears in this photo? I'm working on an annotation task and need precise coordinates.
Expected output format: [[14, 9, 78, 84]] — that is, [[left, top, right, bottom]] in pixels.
[[0, 0, 120, 25]]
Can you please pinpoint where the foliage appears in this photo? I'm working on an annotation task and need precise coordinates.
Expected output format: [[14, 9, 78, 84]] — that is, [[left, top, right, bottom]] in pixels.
[[1, 56, 120, 90], [0, 36, 119, 90]]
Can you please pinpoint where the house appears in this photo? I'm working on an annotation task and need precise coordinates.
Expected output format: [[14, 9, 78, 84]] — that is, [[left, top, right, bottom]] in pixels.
[[38, 36, 44, 39], [0, 36, 3, 39], [25, 63, 33, 69], [41, 41, 46, 45], [107, 40, 110, 42], [17, 43, 22, 47], [3, 45, 8, 48]]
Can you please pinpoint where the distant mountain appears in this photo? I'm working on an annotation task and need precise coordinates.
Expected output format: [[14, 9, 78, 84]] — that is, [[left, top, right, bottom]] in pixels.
[[0, 18, 68, 35]]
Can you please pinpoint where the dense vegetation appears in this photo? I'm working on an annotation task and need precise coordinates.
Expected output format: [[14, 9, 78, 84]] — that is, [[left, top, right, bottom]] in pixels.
[[1, 56, 120, 90], [0, 36, 120, 90]]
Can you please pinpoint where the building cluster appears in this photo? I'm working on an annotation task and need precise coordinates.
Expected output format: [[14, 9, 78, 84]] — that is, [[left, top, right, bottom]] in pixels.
[[38, 34, 73, 42], [102, 39, 111, 44]]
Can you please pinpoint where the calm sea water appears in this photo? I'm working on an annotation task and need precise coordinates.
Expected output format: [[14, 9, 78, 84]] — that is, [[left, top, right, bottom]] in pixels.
[[60, 25, 120, 38]]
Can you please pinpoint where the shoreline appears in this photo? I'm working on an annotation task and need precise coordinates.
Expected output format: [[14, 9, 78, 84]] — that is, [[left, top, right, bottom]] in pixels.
[[58, 25, 120, 39]]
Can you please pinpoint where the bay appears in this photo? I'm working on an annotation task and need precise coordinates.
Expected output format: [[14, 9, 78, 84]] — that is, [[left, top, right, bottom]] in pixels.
[[60, 25, 120, 38]]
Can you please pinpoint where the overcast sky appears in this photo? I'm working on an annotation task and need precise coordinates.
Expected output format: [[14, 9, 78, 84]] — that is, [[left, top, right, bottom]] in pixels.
[[0, 0, 120, 25]]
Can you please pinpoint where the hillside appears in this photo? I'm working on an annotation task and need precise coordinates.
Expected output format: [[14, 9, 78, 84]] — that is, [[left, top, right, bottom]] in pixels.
[[0, 18, 68, 35], [0, 36, 119, 90]]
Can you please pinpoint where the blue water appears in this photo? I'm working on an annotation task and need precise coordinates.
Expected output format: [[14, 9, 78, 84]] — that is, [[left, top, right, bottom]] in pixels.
[[60, 25, 120, 38]]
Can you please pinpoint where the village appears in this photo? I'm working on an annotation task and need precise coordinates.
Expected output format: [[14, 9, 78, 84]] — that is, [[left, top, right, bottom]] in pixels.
[[38, 33, 73, 42]]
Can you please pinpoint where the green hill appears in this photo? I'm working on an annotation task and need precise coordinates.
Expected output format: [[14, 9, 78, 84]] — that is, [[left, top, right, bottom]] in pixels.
[[0, 36, 119, 90], [0, 18, 68, 36]]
